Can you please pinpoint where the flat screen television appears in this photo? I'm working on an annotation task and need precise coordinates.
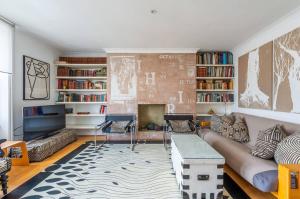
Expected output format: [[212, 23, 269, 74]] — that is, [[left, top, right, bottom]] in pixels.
[[23, 105, 66, 141]]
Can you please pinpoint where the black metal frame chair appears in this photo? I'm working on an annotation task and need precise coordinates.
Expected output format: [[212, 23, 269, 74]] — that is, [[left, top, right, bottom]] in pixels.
[[95, 114, 137, 151], [163, 114, 198, 149], [0, 139, 11, 195]]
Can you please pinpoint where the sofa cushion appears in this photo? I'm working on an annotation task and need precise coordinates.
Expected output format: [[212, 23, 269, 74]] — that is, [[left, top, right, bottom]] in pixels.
[[211, 114, 235, 134], [211, 115, 222, 133], [203, 130, 278, 191], [274, 132, 300, 164], [110, 121, 129, 133], [169, 120, 192, 133], [225, 117, 249, 143], [251, 125, 286, 159], [253, 170, 278, 192]]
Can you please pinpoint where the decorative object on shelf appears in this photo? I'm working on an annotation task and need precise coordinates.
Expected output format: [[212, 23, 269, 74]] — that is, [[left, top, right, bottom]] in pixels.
[[23, 55, 50, 100], [207, 108, 215, 115], [274, 27, 300, 113], [238, 41, 273, 110], [77, 112, 90, 115]]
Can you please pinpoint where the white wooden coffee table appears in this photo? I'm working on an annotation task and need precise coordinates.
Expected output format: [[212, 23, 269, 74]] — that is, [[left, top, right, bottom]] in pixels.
[[171, 134, 225, 199]]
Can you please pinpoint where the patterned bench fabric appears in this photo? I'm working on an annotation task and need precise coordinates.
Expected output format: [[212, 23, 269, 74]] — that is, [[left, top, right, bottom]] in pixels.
[[0, 157, 12, 174], [27, 131, 77, 162]]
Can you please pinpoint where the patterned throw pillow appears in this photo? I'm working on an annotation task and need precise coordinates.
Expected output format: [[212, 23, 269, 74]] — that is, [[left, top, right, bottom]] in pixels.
[[211, 114, 235, 134], [218, 114, 235, 135], [211, 115, 222, 133], [169, 120, 192, 133], [110, 121, 129, 133], [221, 117, 249, 143], [252, 125, 286, 159], [274, 132, 300, 164]]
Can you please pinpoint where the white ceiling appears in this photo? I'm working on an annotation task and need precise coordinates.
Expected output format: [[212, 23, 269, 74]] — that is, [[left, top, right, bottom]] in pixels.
[[0, 0, 300, 52]]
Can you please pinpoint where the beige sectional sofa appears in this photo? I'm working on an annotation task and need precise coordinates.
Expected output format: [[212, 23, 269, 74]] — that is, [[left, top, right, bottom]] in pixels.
[[200, 112, 300, 192]]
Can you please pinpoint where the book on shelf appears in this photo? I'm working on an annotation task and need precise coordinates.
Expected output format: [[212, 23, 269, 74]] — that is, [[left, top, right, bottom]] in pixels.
[[197, 93, 234, 103], [197, 79, 233, 90], [57, 92, 107, 102], [100, 105, 107, 114], [197, 51, 233, 65], [197, 66, 234, 77], [57, 67, 107, 77], [57, 79, 107, 90]]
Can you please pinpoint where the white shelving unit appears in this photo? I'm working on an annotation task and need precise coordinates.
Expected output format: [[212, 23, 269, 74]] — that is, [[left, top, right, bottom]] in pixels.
[[196, 89, 234, 92], [56, 89, 107, 92], [56, 61, 107, 132], [56, 101, 107, 105], [196, 64, 233, 67], [66, 113, 106, 117], [196, 102, 234, 105], [56, 76, 107, 80], [66, 124, 98, 130], [56, 63, 107, 67], [195, 52, 235, 127], [196, 77, 234, 80]]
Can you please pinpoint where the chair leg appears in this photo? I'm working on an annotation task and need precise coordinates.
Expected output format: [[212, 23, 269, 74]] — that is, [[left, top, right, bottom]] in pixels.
[[1, 174, 8, 195]]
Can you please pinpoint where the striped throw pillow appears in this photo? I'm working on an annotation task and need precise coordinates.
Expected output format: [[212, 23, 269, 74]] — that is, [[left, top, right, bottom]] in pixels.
[[251, 125, 286, 159], [274, 132, 300, 164]]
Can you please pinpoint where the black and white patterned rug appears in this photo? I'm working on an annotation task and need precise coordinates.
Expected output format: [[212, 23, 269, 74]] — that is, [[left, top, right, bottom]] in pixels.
[[5, 142, 249, 199]]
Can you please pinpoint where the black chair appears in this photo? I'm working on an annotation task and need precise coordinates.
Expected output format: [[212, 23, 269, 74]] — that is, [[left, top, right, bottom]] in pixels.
[[163, 114, 198, 148], [95, 114, 137, 151], [0, 139, 11, 195]]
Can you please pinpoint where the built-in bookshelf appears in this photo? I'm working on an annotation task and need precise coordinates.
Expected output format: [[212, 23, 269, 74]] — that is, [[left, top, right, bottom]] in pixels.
[[196, 51, 235, 127], [55, 57, 107, 131]]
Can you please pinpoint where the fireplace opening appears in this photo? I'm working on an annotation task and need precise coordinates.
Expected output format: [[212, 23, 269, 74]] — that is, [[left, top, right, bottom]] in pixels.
[[138, 104, 165, 131]]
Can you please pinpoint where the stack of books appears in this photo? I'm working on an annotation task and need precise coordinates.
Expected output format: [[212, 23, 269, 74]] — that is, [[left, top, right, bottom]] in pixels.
[[197, 51, 233, 65], [197, 93, 234, 103], [57, 93, 107, 102], [57, 80, 107, 90], [197, 80, 233, 90], [197, 66, 234, 77], [57, 67, 107, 77]]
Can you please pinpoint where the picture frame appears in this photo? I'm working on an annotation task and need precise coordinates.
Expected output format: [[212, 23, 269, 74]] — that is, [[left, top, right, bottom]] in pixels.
[[23, 55, 50, 100]]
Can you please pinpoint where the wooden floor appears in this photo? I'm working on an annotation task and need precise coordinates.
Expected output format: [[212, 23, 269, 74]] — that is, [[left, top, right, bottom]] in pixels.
[[2, 133, 275, 199]]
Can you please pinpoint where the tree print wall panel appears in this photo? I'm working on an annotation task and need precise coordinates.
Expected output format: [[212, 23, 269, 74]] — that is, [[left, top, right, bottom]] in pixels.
[[238, 42, 273, 110], [274, 27, 300, 113]]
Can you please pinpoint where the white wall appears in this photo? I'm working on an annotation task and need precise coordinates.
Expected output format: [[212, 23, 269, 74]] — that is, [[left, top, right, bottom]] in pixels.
[[232, 6, 300, 124], [13, 28, 61, 140]]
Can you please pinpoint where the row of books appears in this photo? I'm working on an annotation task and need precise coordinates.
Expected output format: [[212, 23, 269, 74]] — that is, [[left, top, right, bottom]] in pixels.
[[197, 51, 233, 65], [57, 67, 107, 77], [197, 80, 234, 90], [100, 105, 107, 114], [57, 80, 107, 90], [197, 93, 234, 102], [58, 92, 107, 102], [197, 66, 234, 77]]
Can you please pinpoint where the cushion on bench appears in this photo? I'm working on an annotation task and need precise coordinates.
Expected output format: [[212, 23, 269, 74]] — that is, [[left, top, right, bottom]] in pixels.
[[27, 131, 76, 162]]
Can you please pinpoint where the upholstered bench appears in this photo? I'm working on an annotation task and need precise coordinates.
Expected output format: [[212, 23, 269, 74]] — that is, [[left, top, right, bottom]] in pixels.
[[27, 131, 77, 162]]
